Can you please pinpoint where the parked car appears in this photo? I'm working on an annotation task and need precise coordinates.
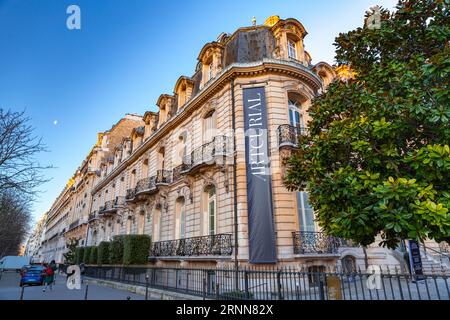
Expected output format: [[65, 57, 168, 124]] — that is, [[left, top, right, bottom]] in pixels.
[[20, 265, 45, 286], [0, 256, 31, 272]]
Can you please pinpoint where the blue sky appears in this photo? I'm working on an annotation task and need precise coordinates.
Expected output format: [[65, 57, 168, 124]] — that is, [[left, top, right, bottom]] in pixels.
[[0, 0, 398, 225]]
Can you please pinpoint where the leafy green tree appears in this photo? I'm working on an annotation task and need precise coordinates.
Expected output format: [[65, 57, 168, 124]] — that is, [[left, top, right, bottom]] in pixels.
[[285, 0, 450, 248], [63, 238, 79, 264]]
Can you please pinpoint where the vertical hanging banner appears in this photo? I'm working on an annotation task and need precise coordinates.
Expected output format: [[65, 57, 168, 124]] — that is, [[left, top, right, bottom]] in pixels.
[[243, 87, 277, 264]]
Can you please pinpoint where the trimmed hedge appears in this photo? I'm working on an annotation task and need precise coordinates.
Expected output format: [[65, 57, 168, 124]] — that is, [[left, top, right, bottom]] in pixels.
[[75, 247, 85, 265], [83, 246, 92, 264], [89, 246, 98, 265], [123, 235, 151, 266], [109, 235, 125, 264], [97, 241, 110, 265]]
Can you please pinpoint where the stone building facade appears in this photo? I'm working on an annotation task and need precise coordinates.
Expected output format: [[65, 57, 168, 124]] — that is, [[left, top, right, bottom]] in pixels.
[[37, 16, 408, 271]]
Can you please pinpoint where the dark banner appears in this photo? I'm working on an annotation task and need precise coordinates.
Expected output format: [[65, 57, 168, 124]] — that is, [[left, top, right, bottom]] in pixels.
[[407, 240, 425, 281], [243, 87, 277, 264]]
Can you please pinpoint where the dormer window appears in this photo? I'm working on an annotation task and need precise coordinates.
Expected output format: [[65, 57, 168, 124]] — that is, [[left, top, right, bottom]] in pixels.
[[288, 39, 297, 59], [208, 62, 214, 81]]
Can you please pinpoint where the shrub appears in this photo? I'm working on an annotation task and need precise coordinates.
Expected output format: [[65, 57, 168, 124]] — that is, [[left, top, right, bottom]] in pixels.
[[75, 247, 85, 265], [109, 235, 125, 265], [123, 235, 151, 266], [83, 246, 92, 264], [89, 246, 98, 265], [97, 241, 110, 265]]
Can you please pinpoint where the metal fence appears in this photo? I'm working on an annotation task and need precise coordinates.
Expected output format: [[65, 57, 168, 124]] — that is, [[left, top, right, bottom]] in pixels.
[[84, 265, 450, 300]]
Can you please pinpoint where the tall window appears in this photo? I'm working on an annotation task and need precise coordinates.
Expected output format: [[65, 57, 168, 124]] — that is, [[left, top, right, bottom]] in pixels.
[[208, 63, 214, 81], [203, 111, 216, 143], [288, 99, 304, 128], [153, 208, 161, 241], [126, 217, 132, 235], [288, 39, 297, 59], [157, 148, 165, 170], [178, 135, 187, 165], [138, 213, 145, 235], [208, 187, 216, 235], [175, 198, 186, 239], [142, 159, 149, 178], [297, 192, 315, 232]]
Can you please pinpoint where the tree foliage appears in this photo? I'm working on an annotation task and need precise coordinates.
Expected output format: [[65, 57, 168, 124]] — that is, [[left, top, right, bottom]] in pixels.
[[285, 0, 450, 248], [63, 238, 79, 264]]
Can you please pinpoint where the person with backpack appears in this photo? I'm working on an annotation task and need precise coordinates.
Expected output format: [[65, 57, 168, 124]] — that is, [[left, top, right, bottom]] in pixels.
[[42, 263, 55, 292]]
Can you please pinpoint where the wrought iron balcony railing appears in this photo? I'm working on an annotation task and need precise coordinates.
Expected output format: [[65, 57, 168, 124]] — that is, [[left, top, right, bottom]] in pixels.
[[292, 231, 340, 255], [135, 176, 157, 195], [114, 196, 126, 207], [182, 136, 232, 172], [172, 165, 183, 182], [88, 211, 98, 222], [126, 188, 136, 201], [150, 234, 233, 257], [69, 219, 79, 230], [156, 169, 172, 185], [278, 124, 308, 149]]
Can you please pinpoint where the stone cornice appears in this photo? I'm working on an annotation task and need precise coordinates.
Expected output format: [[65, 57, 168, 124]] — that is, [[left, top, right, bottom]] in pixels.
[[91, 59, 323, 194]]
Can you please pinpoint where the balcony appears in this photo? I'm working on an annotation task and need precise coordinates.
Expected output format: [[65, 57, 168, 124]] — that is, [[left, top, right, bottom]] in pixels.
[[149, 234, 233, 258], [278, 124, 307, 149], [182, 136, 232, 174], [155, 169, 172, 185], [292, 231, 340, 255], [125, 188, 136, 201], [88, 211, 98, 222], [68, 219, 79, 230], [99, 197, 125, 215], [135, 176, 157, 196]]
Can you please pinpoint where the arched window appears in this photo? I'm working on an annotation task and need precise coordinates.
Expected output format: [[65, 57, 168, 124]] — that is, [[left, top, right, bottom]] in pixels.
[[203, 186, 216, 236], [203, 110, 216, 143], [177, 134, 187, 165], [288, 99, 304, 128], [175, 197, 186, 239]]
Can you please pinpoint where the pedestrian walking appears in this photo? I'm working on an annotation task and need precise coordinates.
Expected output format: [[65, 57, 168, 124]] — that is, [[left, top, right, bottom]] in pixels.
[[49, 260, 57, 285], [42, 263, 55, 292]]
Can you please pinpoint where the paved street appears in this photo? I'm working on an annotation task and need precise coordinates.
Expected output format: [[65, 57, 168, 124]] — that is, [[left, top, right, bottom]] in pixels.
[[0, 271, 148, 300]]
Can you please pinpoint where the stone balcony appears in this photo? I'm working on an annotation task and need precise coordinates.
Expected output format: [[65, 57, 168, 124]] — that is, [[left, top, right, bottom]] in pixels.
[[149, 234, 233, 258]]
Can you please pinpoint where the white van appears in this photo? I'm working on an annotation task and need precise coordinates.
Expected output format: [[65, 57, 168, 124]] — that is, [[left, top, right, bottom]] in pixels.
[[0, 256, 31, 272]]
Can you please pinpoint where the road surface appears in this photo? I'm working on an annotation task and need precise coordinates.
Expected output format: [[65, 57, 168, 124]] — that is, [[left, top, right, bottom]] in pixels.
[[0, 271, 149, 300]]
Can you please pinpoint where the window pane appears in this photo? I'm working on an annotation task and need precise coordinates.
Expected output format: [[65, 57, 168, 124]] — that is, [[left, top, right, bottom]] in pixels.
[[209, 200, 215, 235], [297, 192, 315, 232]]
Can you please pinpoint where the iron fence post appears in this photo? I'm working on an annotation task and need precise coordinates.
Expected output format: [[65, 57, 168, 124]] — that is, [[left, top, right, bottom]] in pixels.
[[318, 273, 325, 301], [145, 274, 149, 300], [216, 283, 220, 300], [84, 284, 89, 300], [244, 270, 250, 299], [202, 277, 206, 300], [277, 271, 283, 300]]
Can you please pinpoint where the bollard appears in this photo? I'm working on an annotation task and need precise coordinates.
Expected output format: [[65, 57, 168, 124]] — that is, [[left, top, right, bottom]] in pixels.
[[215, 283, 220, 300], [145, 274, 149, 301], [84, 284, 89, 300], [318, 273, 325, 301], [20, 285, 25, 300]]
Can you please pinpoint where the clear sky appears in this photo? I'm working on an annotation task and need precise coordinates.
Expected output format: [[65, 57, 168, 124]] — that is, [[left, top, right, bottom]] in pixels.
[[0, 0, 398, 225]]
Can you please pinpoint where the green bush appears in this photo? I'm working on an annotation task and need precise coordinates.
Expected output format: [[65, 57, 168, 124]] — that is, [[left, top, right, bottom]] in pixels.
[[83, 246, 92, 264], [123, 235, 151, 266], [109, 235, 125, 265], [97, 241, 110, 265], [89, 246, 98, 265], [75, 247, 85, 265]]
